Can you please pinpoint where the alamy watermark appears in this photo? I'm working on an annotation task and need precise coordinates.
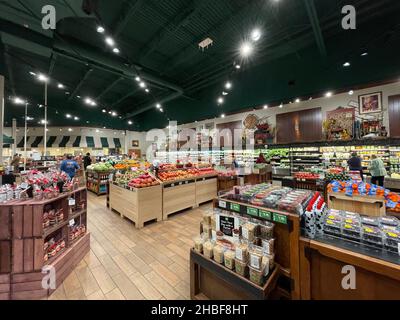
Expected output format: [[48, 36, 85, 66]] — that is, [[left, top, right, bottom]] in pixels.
[[341, 265, 356, 290]]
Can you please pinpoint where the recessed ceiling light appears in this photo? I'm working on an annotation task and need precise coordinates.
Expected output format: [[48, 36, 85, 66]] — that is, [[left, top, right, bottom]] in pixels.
[[37, 74, 48, 82], [160, 108, 164, 112], [135, 76, 141, 82], [96, 129, 100, 133], [156, 103, 161, 109], [361, 52, 368, 56], [139, 82, 146, 88], [68, 128, 73, 132], [225, 82, 232, 90], [222, 91, 228, 96], [279, 103, 283, 109], [145, 88, 150, 93], [235, 64, 241, 69], [108, 111, 112, 114], [103, 127, 106, 129], [97, 26, 105, 33], [349, 90, 354, 95], [29, 71, 36, 76], [240, 42, 253, 57], [58, 83, 64, 89], [295, 98, 300, 103], [263, 105, 268, 109], [74, 116, 79, 120], [77, 95, 81, 99], [111, 111, 117, 117], [105, 37, 115, 46], [343, 62, 351, 67], [113, 48, 120, 54], [325, 92, 333, 98], [13, 97, 25, 105], [250, 28, 262, 42], [102, 109, 106, 113], [217, 97, 224, 105], [128, 120, 133, 125], [221, 114, 225, 118], [66, 114, 72, 118], [65, 92, 70, 95]]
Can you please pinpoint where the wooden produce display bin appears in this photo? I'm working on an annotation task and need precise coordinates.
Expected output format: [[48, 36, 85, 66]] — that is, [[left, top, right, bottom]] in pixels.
[[299, 236, 400, 300], [217, 176, 238, 192], [190, 249, 280, 300], [86, 169, 111, 196], [0, 188, 89, 300], [163, 179, 196, 220], [195, 176, 217, 206], [328, 192, 385, 217], [109, 183, 162, 228]]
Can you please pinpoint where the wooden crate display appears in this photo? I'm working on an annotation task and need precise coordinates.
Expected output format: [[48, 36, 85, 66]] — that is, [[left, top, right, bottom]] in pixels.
[[328, 192, 385, 217], [217, 176, 238, 192], [0, 188, 89, 300], [195, 177, 217, 206], [109, 183, 162, 228], [163, 180, 196, 219]]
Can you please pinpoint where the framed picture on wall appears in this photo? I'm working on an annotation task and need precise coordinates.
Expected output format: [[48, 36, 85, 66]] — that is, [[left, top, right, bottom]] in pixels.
[[132, 140, 139, 147], [359, 92, 383, 114]]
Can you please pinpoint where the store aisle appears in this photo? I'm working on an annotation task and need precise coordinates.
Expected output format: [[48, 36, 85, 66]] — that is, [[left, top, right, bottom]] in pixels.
[[48, 193, 208, 300]]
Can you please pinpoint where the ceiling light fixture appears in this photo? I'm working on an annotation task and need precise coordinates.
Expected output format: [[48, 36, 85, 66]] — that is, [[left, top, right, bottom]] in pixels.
[[66, 114, 72, 119], [68, 128, 73, 132], [225, 82, 232, 90], [221, 114, 225, 118], [235, 64, 241, 69], [145, 88, 150, 93], [160, 108, 164, 112], [74, 116, 79, 120], [96, 129, 100, 133], [105, 37, 115, 46], [128, 120, 133, 125], [139, 82, 146, 88], [361, 52, 368, 56], [349, 90, 354, 95], [263, 105, 268, 109], [279, 103, 283, 109], [37, 74, 48, 82], [325, 92, 333, 98], [29, 71, 36, 76], [113, 48, 120, 54], [250, 28, 262, 42], [240, 42, 253, 57], [343, 62, 351, 67], [295, 98, 300, 103], [217, 97, 224, 105], [135, 76, 141, 82], [13, 97, 25, 105], [156, 103, 161, 109], [102, 109, 106, 113], [222, 91, 228, 96], [111, 111, 117, 117], [57, 83, 64, 89], [97, 26, 105, 33]]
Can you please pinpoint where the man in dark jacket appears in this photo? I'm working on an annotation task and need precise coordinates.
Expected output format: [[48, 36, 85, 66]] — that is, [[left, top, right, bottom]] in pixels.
[[83, 153, 92, 169], [348, 152, 363, 180]]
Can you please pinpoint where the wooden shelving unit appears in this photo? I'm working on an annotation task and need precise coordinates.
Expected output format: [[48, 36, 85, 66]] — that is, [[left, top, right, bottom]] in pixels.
[[86, 170, 111, 196], [0, 188, 90, 300]]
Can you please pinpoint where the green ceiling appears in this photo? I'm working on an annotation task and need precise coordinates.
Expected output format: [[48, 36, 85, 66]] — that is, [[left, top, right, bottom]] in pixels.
[[0, 0, 400, 131]]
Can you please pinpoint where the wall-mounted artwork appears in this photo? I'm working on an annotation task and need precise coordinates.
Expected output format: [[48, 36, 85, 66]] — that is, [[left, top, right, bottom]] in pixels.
[[359, 92, 383, 114], [132, 140, 139, 147]]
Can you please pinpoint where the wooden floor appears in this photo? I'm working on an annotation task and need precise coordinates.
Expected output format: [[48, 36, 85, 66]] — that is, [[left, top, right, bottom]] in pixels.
[[48, 193, 209, 300]]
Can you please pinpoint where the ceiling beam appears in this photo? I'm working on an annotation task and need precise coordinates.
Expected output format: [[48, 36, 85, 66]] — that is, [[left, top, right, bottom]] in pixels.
[[111, 88, 140, 108], [114, 0, 146, 37], [68, 68, 93, 100], [138, 0, 206, 62], [96, 77, 124, 100], [48, 53, 57, 76], [3, 45, 16, 96], [303, 0, 327, 57]]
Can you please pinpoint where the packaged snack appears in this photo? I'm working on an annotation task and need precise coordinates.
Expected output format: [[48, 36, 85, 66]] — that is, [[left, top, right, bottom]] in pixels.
[[323, 219, 342, 236], [342, 223, 361, 240], [249, 266, 265, 286], [193, 236, 204, 253], [379, 216, 399, 227], [203, 241, 214, 259], [262, 238, 275, 255], [361, 216, 379, 227], [242, 223, 258, 242], [202, 223, 212, 239], [203, 212, 213, 226], [234, 258, 248, 277], [235, 243, 249, 262], [211, 215, 216, 231], [362, 225, 383, 247], [259, 222, 274, 239], [383, 229, 400, 252], [213, 245, 225, 264], [249, 246, 263, 270], [224, 250, 236, 270]]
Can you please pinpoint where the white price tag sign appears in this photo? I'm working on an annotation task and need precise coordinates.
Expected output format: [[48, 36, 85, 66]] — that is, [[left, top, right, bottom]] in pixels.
[[69, 219, 75, 227], [219, 200, 226, 209], [69, 198, 76, 206], [20, 182, 29, 189]]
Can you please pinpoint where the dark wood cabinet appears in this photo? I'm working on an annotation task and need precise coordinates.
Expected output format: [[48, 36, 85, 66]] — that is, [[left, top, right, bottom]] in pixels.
[[277, 108, 322, 143], [389, 95, 400, 137]]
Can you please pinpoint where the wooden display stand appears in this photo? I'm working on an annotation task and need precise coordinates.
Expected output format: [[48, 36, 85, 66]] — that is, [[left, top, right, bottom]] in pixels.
[[299, 237, 400, 300], [294, 179, 321, 191], [86, 170, 111, 196], [109, 183, 162, 228], [0, 188, 90, 300], [195, 176, 217, 206], [217, 176, 238, 192], [190, 198, 302, 299], [328, 192, 385, 217], [190, 249, 280, 300], [163, 179, 196, 219], [244, 168, 270, 185]]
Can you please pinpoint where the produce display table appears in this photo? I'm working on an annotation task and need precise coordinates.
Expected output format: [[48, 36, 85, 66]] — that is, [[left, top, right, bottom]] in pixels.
[[109, 183, 162, 228], [299, 235, 400, 300], [328, 191, 385, 217], [366, 176, 400, 191], [162, 178, 197, 219], [217, 175, 238, 192], [195, 175, 218, 206], [190, 249, 280, 300], [0, 188, 89, 300]]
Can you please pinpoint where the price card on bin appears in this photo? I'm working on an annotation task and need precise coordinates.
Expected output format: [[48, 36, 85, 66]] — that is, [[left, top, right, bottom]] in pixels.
[[218, 200, 226, 209], [69, 219, 75, 227]]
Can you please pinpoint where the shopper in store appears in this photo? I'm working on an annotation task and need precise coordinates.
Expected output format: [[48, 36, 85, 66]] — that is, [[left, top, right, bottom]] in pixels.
[[10, 154, 21, 173], [348, 152, 363, 180], [368, 154, 387, 186], [60, 155, 80, 179], [83, 153, 92, 169]]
